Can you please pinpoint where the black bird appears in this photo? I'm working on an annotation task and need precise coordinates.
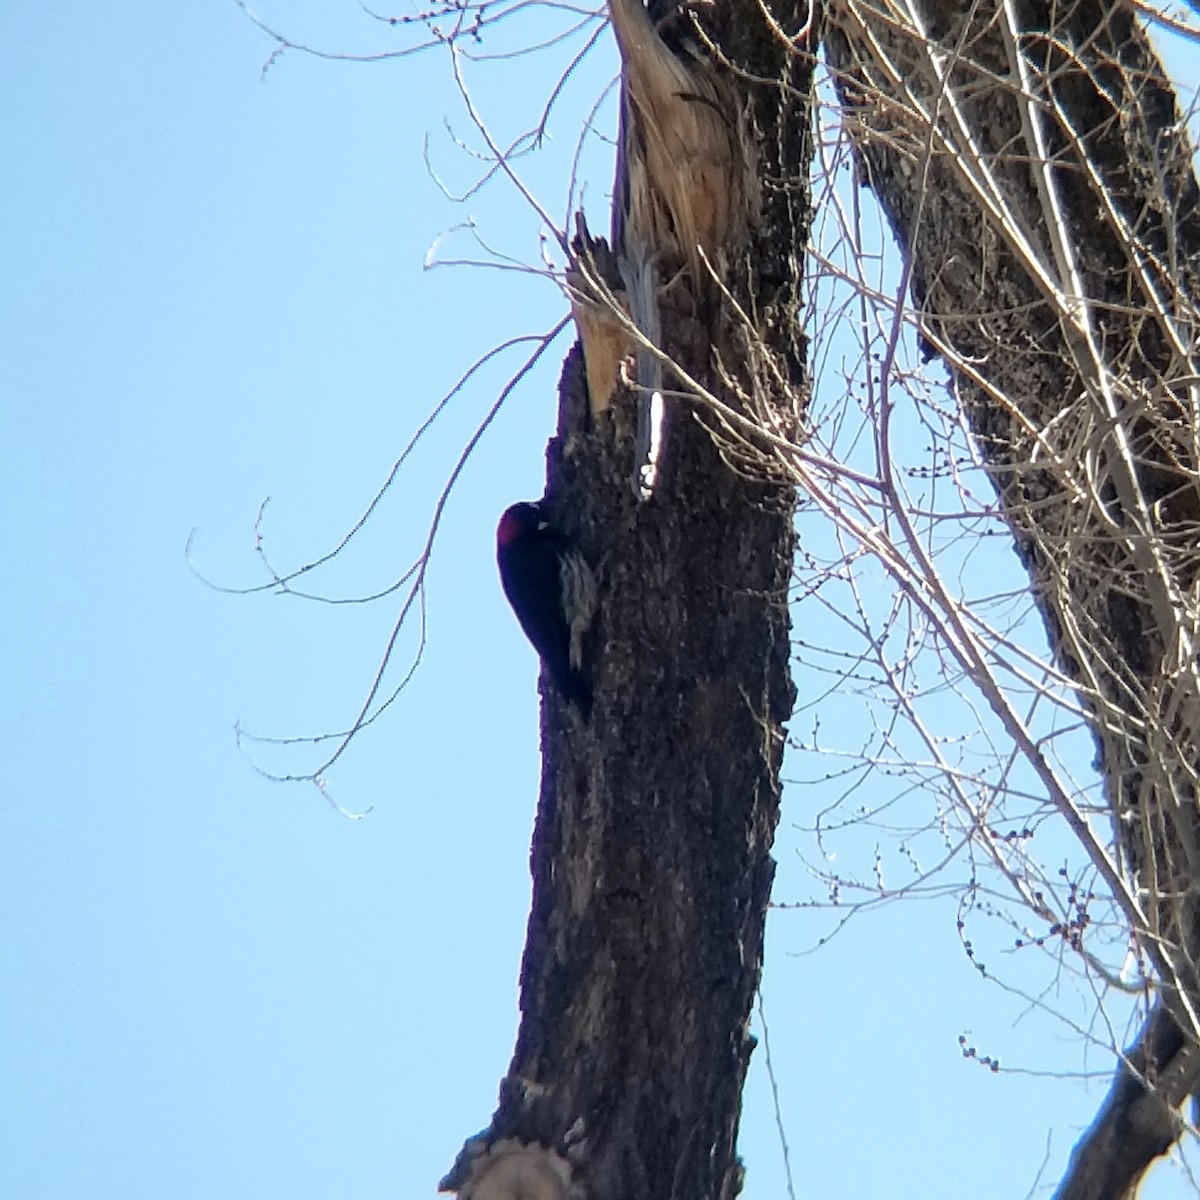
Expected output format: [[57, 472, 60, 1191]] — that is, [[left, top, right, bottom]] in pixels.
[[496, 502, 596, 716]]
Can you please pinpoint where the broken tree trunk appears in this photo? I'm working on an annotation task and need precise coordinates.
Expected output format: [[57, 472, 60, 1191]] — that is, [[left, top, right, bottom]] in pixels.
[[442, 4, 814, 1199]]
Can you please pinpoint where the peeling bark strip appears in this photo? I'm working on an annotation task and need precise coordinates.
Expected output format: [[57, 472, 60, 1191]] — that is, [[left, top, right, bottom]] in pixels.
[[578, 0, 757, 495], [825, 0, 1200, 1194], [444, 4, 814, 1199], [608, 0, 748, 277]]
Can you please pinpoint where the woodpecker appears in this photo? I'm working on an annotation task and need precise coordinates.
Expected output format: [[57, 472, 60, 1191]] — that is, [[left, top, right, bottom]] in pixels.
[[496, 502, 597, 716]]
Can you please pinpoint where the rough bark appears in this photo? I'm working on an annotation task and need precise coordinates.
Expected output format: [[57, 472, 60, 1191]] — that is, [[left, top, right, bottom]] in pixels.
[[1055, 1006, 1191, 1200], [442, 5, 814, 1199], [824, 0, 1200, 1194]]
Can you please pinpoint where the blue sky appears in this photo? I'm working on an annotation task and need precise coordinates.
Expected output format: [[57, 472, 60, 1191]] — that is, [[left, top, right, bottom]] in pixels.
[[4, 4, 1199, 1198]]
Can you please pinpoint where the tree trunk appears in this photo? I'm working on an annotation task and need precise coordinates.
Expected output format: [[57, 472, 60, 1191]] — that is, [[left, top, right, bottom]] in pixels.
[[824, 0, 1200, 1194], [442, 5, 813, 1199]]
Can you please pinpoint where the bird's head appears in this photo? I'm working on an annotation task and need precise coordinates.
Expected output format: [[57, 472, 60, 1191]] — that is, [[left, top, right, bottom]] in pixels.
[[497, 501, 545, 548]]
